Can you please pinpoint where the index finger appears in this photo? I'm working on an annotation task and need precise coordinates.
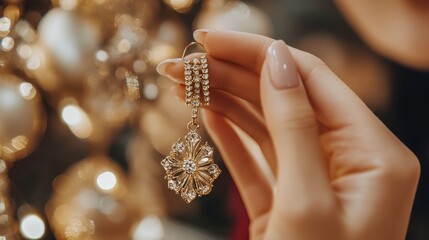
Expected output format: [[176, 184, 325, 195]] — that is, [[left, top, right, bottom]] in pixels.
[[193, 29, 274, 74]]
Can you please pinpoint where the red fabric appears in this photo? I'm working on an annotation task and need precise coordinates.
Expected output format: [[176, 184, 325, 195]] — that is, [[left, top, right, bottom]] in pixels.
[[229, 181, 250, 240]]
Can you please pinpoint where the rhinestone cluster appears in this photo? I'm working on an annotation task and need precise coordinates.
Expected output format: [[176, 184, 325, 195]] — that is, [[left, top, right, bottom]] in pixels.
[[161, 131, 221, 203], [183, 55, 210, 108]]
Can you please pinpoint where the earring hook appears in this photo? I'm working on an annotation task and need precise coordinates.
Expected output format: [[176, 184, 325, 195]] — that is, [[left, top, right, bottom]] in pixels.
[[181, 42, 207, 59]]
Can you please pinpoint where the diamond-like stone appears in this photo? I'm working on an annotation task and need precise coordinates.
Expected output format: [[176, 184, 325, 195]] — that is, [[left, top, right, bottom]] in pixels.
[[192, 65, 199, 70], [201, 145, 213, 156], [208, 164, 220, 176], [192, 99, 200, 107], [186, 91, 193, 96], [204, 96, 210, 102], [184, 58, 190, 64], [185, 64, 191, 70], [186, 85, 192, 91], [161, 158, 173, 170], [202, 74, 209, 79], [202, 69, 208, 73], [202, 63, 208, 68], [195, 83, 200, 88], [168, 179, 178, 191], [186, 132, 201, 143], [203, 91, 209, 96], [199, 185, 210, 195], [202, 80, 209, 85], [183, 159, 197, 174], [185, 70, 191, 75], [173, 141, 185, 153], [193, 58, 200, 64], [193, 70, 200, 75], [201, 57, 207, 64], [203, 86, 209, 91], [181, 189, 196, 203], [185, 75, 192, 80]]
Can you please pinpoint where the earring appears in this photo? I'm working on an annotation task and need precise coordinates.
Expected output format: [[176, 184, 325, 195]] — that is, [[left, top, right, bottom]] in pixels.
[[160, 42, 221, 203]]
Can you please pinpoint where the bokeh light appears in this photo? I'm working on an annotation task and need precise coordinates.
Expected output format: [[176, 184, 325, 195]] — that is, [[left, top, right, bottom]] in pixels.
[[60, 103, 93, 139], [19, 82, 37, 100], [0, 17, 11, 33], [96, 171, 117, 191], [19, 214, 46, 239], [131, 215, 165, 240], [1, 36, 14, 51]]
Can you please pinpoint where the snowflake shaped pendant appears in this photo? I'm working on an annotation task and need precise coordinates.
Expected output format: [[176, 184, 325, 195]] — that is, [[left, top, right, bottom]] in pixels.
[[161, 131, 221, 203]]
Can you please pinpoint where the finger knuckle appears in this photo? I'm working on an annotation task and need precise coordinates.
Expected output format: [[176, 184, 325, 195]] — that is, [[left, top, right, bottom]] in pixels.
[[278, 196, 336, 224], [273, 106, 318, 132], [377, 148, 420, 185]]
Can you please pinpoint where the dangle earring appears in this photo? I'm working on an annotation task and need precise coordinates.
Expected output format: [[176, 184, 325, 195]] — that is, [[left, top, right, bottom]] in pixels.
[[160, 42, 221, 203]]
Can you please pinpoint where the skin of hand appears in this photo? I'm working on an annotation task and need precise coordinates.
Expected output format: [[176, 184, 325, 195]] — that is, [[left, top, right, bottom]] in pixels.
[[156, 30, 420, 240]]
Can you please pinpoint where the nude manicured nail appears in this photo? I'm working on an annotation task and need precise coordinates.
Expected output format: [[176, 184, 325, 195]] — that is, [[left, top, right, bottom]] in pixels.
[[193, 29, 210, 43], [266, 40, 299, 89], [156, 58, 182, 76]]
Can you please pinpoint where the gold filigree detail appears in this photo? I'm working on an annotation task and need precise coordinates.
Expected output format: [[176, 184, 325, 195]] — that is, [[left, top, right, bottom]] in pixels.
[[161, 131, 221, 203]]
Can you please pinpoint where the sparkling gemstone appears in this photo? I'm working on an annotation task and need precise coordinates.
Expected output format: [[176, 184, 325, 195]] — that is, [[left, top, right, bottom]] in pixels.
[[203, 91, 209, 96], [202, 69, 208, 73], [185, 75, 192, 80], [184, 58, 190, 64], [186, 85, 192, 91], [181, 189, 197, 203], [199, 185, 210, 195], [201, 145, 213, 156], [202, 74, 209, 79], [161, 158, 173, 170], [201, 58, 207, 64], [204, 96, 210, 102], [195, 83, 200, 88], [186, 132, 201, 143], [183, 159, 197, 174], [192, 99, 200, 107], [203, 86, 209, 91], [202, 63, 208, 68], [185, 70, 191, 75], [208, 164, 220, 177], [173, 141, 185, 153], [193, 58, 200, 64], [193, 70, 200, 75], [185, 64, 191, 70], [168, 179, 178, 191], [186, 91, 193, 96], [202, 80, 209, 85]]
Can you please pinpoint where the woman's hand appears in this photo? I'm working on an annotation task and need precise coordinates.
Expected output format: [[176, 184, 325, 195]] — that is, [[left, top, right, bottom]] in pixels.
[[157, 30, 420, 240]]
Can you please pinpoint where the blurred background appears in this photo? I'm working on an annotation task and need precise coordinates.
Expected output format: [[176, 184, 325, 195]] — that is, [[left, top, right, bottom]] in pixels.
[[0, 0, 428, 239]]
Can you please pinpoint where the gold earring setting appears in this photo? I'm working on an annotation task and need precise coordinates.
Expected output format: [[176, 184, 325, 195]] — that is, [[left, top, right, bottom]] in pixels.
[[161, 42, 221, 203]]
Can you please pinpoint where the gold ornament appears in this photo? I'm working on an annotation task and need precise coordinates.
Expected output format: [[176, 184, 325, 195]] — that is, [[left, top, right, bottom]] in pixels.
[[161, 42, 221, 203], [0, 73, 46, 162], [46, 155, 141, 240]]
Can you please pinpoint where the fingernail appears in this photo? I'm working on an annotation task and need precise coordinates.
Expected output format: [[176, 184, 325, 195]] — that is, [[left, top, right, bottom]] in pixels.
[[193, 29, 210, 43], [156, 58, 182, 76], [266, 40, 299, 89]]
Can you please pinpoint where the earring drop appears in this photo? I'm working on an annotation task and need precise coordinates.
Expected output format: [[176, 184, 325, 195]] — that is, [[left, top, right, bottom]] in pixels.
[[160, 42, 221, 203]]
